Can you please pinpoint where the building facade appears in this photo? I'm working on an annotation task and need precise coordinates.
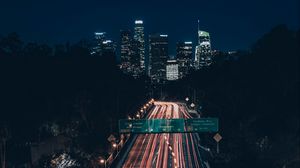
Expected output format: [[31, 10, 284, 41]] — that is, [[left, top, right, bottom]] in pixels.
[[120, 30, 132, 73], [149, 34, 168, 83], [101, 40, 117, 56], [194, 30, 212, 69], [91, 32, 116, 57], [134, 20, 145, 74], [91, 32, 106, 56], [166, 60, 179, 81], [130, 39, 142, 77], [176, 41, 193, 78]]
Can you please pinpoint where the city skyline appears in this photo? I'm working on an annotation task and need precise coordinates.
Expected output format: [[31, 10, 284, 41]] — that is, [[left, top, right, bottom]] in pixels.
[[107, 19, 214, 82]]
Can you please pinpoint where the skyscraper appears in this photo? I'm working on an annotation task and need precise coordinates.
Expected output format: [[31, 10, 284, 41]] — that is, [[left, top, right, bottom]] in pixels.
[[149, 34, 168, 83], [91, 32, 116, 57], [101, 40, 117, 56], [130, 39, 142, 78], [134, 20, 145, 73], [176, 41, 193, 78], [95, 32, 106, 43], [120, 30, 132, 71], [91, 32, 106, 56], [166, 59, 179, 81], [194, 21, 212, 69]]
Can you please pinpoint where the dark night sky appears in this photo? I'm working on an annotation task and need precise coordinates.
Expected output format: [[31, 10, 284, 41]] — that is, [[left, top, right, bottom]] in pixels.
[[0, 0, 299, 53]]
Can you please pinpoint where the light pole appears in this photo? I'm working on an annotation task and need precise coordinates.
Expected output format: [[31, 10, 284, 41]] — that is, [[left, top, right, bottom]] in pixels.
[[112, 143, 119, 153], [136, 114, 140, 119], [99, 158, 106, 168]]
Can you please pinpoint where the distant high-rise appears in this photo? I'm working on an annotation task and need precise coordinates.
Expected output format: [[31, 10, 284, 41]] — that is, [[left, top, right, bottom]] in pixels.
[[134, 20, 145, 73], [102, 40, 116, 56], [149, 34, 168, 83], [166, 59, 179, 81], [130, 39, 142, 78], [120, 30, 132, 71], [176, 41, 193, 78], [91, 32, 106, 56], [91, 32, 116, 57], [95, 32, 106, 43], [194, 21, 212, 69]]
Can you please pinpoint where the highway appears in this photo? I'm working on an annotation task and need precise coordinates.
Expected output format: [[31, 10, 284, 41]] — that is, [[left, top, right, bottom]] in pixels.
[[122, 102, 204, 168]]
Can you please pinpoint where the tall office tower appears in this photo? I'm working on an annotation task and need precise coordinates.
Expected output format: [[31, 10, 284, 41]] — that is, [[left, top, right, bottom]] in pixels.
[[166, 59, 179, 81], [149, 34, 168, 83], [95, 32, 106, 44], [91, 32, 106, 56], [134, 20, 145, 73], [102, 40, 117, 56], [120, 30, 132, 72], [176, 41, 193, 78], [194, 21, 212, 69], [130, 39, 142, 77]]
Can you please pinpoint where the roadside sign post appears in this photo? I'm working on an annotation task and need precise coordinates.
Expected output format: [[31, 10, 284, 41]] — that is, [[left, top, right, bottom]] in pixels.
[[185, 118, 218, 132], [107, 134, 116, 143], [213, 133, 222, 154]]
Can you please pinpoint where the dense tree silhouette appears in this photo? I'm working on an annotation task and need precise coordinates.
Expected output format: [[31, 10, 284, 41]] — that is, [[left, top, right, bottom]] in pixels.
[[0, 34, 149, 167]]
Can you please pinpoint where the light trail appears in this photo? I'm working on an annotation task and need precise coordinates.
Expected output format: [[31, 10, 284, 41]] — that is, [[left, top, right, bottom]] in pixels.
[[122, 102, 203, 168]]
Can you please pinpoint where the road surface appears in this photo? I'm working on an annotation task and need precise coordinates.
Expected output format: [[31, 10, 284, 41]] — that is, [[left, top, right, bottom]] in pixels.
[[122, 102, 204, 168]]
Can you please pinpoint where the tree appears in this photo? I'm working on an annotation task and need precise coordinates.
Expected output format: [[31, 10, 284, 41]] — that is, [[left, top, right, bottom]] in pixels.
[[0, 124, 10, 168]]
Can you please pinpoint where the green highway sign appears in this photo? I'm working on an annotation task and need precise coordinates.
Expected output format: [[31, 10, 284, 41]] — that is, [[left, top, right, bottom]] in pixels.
[[119, 118, 218, 133], [185, 118, 218, 132], [149, 119, 185, 133], [119, 119, 148, 133]]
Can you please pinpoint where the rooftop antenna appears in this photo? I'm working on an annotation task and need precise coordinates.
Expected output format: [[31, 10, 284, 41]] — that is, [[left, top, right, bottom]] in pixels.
[[197, 19, 200, 32]]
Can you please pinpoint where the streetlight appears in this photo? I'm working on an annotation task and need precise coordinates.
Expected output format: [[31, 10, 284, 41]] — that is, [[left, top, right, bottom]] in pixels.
[[99, 158, 106, 168], [112, 143, 119, 154], [185, 97, 189, 102]]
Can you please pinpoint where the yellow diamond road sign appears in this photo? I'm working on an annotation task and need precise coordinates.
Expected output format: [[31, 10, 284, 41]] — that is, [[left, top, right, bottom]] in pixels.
[[107, 134, 116, 142], [213, 133, 222, 142]]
